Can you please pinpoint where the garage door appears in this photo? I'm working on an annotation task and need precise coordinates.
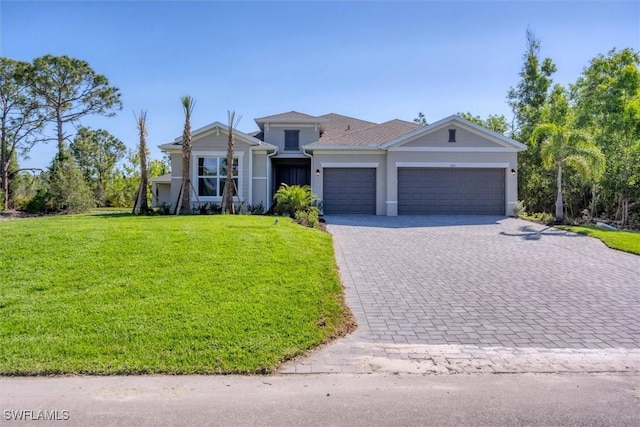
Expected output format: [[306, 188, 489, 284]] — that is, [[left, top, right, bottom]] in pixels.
[[323, 168, 376, 214], [398, 168, 505, 215]]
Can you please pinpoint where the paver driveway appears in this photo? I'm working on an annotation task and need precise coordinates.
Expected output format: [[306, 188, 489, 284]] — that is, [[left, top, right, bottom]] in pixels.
[[281, 216, 640, 374]]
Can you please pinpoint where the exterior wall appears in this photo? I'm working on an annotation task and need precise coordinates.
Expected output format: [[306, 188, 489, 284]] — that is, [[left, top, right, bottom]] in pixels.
[[170, 152, 183, 176], [263, 125, 319, 155], [169, 130, 254, 211], [152, 183, 171, 207], [385, 151, 519, 216], [310, 152, 387, 215], [401, 126, 499, 148], [252, 150, 269, 210]]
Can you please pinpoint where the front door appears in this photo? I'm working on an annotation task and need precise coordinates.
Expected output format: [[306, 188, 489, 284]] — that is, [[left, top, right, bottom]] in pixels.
[[274, 165, 311, 190]]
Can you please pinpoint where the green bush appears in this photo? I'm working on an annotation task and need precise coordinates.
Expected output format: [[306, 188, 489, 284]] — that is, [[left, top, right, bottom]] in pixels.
[[295, 207, 319, 228], [24, 188, 49, 214], [47, 153, 95, 213], [521, 211, 555, 226], [248, 201, 265, 215], [513, 200, 526, 218], [274, 184, 317, 218]]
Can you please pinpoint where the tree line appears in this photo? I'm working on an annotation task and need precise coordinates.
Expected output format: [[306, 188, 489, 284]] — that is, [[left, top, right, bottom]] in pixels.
[[416, 30, 639, 227], [0, 55, 168, 213]]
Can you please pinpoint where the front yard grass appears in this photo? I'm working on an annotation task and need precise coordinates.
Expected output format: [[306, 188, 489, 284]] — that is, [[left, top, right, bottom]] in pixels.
[[0, 214, 353, 375], [557, 225, 640, 256]]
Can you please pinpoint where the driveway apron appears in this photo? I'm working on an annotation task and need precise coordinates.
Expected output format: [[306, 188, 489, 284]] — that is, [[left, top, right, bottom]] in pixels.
[[281, 216, 640, 374]]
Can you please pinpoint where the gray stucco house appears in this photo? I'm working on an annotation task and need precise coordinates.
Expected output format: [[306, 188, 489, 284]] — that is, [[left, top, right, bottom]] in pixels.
[[153, 111, 526, 216]]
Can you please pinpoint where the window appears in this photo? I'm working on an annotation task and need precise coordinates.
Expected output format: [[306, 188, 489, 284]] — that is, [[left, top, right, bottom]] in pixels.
[[197, 157, 239, 197], [448, 129, 456, 143], [284, 130, 300, 150]]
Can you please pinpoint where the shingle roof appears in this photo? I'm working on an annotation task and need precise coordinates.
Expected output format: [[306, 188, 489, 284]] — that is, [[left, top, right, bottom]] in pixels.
[[254, 111, 322, 122], [308, 119, 423, 147], [317, 113, 377, 140]]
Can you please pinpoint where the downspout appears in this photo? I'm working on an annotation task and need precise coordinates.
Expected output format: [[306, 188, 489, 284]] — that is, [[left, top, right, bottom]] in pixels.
[[302, 146, 323, 218], [248, 148, 253, 207], [302, 146, 313, 191], [266, 147, 279, 208]]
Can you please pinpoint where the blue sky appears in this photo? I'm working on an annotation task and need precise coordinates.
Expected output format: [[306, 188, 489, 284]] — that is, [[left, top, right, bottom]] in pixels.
[[1, 1, 638, 169]]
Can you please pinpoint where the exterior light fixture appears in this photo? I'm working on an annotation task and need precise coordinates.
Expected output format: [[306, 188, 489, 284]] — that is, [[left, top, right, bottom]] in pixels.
[[316, 169, 320, 177], [511, 168, 516, 176]]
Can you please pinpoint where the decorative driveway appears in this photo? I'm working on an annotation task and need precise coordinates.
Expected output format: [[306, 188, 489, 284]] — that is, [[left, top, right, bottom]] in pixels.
[[281, 216, 640, 374]]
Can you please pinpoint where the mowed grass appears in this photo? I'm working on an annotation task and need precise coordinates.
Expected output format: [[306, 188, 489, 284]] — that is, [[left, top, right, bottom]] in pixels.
[[0, 214, 353, 375], [558, 225, 640, 255]]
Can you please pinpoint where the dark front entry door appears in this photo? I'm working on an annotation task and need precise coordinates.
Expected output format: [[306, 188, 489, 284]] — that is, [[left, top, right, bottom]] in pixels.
[[275, 165, 310, 189]]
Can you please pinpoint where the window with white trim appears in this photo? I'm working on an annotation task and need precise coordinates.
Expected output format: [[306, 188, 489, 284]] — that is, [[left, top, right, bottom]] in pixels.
[[284, 130, 300, 150], [197, 157, 239, 197]]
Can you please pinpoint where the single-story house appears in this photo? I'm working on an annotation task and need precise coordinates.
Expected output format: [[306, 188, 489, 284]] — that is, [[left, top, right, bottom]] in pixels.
[[154, 111, 526, 216]]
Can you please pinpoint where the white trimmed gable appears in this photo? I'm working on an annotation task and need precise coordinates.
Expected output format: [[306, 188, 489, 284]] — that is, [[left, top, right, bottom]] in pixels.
[[159, 122, 273, 152], [381, 115, 527, 152]]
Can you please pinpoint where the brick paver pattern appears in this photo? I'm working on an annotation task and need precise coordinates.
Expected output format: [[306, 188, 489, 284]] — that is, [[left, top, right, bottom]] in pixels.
[[281, 216, 640, 374]]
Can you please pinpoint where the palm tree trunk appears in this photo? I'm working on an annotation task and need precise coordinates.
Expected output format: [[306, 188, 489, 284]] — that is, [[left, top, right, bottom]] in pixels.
[[180, 151, 190, 214], [555, 163, 563, 222]]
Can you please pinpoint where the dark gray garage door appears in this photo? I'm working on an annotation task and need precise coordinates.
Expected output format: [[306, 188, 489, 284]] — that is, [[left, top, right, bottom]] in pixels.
[[398, 168, 505, 215], [323, 168, 376, 214]]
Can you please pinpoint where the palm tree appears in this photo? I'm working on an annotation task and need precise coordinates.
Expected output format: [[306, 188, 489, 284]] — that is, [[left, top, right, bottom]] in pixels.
[[133, 110, 149, 214], [178, 96, 195, 214], [222, 111, 241, 214], [531, 86, 605, 222]]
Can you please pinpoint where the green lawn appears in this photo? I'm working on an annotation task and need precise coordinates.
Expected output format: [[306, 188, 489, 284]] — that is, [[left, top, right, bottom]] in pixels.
[[558, 225, 640, 255], [0, 214, 354, 375]]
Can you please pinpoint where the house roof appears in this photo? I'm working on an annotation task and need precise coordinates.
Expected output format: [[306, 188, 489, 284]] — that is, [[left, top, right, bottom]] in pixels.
[[254, 111, 328, 124], [306, 118, 422, 148], [317, 113, 378, 140], [150, 173, 171, 183], [380, 115, 527, 151]]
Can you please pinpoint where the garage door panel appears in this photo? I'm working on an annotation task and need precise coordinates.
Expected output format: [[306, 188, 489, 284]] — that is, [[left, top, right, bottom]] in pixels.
[[398, 168, 505, 215], [324, 168, 376, 214]]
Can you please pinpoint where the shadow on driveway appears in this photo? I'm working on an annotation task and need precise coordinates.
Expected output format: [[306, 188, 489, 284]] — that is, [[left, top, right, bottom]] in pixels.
[[499, 225, 581, 241]]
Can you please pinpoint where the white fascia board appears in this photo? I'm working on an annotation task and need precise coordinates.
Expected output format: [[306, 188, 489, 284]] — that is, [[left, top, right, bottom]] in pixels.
[[395, 161, 510, 168], [304, 145, 383, 152], [321, 162, 380, 168], [388, 146, 516, 152], [159, 143, 181, 153]]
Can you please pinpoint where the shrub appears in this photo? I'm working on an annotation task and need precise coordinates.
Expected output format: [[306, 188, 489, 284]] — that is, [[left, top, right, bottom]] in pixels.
[[154, 203, 171, 215], [24, 188, 49, 214], [274, 184, 317, 218], [248, 201, 265, 215], [47, 153, 95, 213], [521, 211, 555, 226], [294, 207, 320, 228], [513, 200, 526, 218]]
